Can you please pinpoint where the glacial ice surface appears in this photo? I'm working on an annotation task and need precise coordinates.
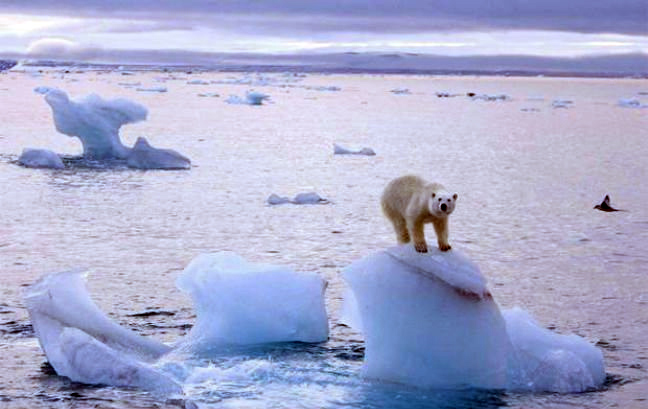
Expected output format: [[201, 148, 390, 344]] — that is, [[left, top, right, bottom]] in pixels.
[[342, 245, 606, 393], [176, 252, 329, 350]]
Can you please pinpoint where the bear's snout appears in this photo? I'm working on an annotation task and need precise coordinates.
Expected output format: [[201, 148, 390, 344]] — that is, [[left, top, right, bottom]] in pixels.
[[440, 203, 448, 212]]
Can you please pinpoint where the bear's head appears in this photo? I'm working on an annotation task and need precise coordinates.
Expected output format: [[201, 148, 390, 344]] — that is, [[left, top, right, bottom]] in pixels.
[[428, 191, 458, 217]]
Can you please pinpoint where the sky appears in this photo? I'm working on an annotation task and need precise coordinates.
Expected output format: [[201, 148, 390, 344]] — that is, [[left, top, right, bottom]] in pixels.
[[0, 1, 646, 67]]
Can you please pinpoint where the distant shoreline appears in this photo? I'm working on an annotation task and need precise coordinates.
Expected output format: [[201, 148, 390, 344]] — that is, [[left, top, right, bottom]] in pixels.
[[2, 59, 646, 79]]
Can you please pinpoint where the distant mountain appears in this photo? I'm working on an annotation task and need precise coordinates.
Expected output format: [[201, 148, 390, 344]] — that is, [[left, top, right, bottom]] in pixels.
[[1, 51, 646, 78], [0, 60, 17, 71]]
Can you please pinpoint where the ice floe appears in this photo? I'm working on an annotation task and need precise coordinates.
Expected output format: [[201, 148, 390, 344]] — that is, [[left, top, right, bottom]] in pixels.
[[136, 86, 168, 93], [342, 245, 605, 393], [390, 88, 411, 95], [267, 192, 330, 205], [470, 93, 510, 102], [333, 143, 376, 156]]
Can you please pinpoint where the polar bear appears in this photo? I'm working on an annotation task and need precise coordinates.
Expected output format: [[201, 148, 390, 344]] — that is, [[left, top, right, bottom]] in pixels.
[[381, 175, 457, 252]]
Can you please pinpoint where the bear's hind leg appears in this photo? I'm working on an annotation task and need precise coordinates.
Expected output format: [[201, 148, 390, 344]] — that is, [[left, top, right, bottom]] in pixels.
[[392, 215, 411, 244]]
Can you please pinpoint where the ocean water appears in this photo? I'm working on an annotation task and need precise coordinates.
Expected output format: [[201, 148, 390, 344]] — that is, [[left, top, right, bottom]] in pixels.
[[1, 69, 647, 408]]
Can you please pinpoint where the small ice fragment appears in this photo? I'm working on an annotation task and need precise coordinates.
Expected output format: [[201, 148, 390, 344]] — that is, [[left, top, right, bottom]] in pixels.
[[18, 148, 64, 169], [390, 88, 411, 95], [126, 137, 191, 170], [292, 192, 329, 204], [333, 143, 376, 156], [136, 86, 168, 93], [187, 80, 209, 85], [618, 98, 642, 108], [267, 194, 292, 205], [552, 99, 573, 108]]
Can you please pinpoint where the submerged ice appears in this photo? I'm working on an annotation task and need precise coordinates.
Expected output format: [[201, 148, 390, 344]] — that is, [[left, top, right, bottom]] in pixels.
[[342, 245, 606, 393], [24, 87, 190, 169]]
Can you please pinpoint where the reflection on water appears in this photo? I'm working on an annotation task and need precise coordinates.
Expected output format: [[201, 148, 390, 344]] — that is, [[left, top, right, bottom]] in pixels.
[[0, 72, 647, 408]]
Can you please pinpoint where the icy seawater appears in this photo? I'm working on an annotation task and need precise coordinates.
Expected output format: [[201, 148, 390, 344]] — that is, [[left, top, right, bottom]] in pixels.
[[0, 70, 647, 409]]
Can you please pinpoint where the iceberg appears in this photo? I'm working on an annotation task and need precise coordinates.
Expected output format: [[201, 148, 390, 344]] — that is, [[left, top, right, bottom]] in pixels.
[[333, 143, 376, 156], [24, 270, 180, 394], [176, 252, 329, 349], [32, 87, 190, 169], [552, 99, 573, 108], [342, 245, 605, 393], [136, 86, 168, 93], [126, 137, 191, 170], [39, 87, 144, 159], [18, 148, 64, 169]]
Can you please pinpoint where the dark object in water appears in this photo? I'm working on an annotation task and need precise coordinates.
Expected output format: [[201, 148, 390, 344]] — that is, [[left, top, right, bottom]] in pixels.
[[594, 195, 624, 212]]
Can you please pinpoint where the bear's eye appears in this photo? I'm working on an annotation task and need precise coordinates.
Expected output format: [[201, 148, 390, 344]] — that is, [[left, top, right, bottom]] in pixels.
[[438, 198, 442, 202], [431, 193, 435, 198]]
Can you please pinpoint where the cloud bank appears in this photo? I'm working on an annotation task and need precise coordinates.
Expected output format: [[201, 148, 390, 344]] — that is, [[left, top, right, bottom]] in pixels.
[[1, 0, 647, 35]]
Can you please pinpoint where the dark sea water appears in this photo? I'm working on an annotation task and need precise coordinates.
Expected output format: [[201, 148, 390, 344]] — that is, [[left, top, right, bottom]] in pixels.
[[0, 69, 647, 408]]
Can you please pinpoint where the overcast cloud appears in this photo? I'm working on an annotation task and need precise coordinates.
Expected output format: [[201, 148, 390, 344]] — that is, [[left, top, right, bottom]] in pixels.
[[1, 0, 647, 35]]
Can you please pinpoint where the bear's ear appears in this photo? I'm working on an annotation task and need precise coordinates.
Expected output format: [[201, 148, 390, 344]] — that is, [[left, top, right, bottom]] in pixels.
[[431, 193, 436, 198], [453, 193, 458, 200]]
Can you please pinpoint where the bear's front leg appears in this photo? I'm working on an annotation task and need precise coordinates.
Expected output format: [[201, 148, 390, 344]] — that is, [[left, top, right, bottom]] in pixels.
[[409, 218, 428, 253], [434, 218, 451, 251]]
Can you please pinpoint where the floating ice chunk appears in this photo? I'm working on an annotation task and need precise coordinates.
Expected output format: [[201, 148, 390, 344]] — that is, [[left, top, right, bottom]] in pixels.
[[471, 94, 510, 101], [126, 137, 191, 170], [308, 85, 341, 92], [24, 270, 179, 393], [342, 246, 606, 393], [292, 192, 329, 204], [197, 92, 220, 98], [176, 252, 329, 349], [333, 143, 376, 156], [552, 99, 573, 108], [267, 193, 292, 205], [435, 92, 456, 98], [18, 148, 64, 169], [118, 81, 142, 88], [267, 192, 329, 205], [37, 87, 146, 159], [390, 88, 411, 95], [342, 246, 508, 389], [618, 98, 643, 108], [504, 308, 605, 393], [225, 91, 269, 105], [136, 86, 168, 93], [187, 80, 209, 85], [34, 86, 54, 95]]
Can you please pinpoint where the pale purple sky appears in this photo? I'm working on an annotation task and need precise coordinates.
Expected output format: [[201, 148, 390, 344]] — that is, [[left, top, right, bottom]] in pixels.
[[0, 1, 646, 63]]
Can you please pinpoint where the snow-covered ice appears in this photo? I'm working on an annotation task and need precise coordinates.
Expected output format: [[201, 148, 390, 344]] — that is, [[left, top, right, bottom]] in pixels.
[[342, 245, 606, 392], [176, 252, 329, 349], [333, 143, 376, 156], [18, 148, 64, 169]]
